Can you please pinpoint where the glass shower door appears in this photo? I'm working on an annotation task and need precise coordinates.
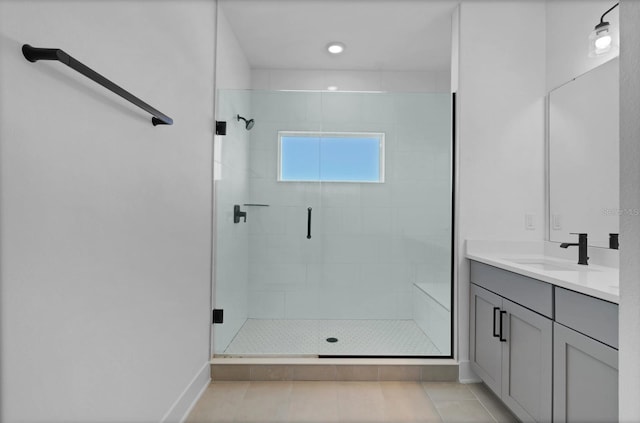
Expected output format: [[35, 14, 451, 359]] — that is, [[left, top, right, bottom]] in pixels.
[[315, 91, 452, 356], [213, 89, 326, 356], [213, 89, 452, 357], [212, 88, 252, 355]]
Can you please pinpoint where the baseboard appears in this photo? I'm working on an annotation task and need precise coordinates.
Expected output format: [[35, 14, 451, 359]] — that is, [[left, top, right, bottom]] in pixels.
[[161, 362, 211, 423], [457, 360, 482, 383]]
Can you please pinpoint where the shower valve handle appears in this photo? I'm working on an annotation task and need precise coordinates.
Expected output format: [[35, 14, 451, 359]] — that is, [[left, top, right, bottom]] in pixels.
[[234, 205, 247, 223]]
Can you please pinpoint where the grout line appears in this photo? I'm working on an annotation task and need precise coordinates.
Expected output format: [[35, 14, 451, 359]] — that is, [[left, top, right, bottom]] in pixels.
[[229, 380, 251, 423], [468, 384, 501, 423], [472, 395, 499, 423], [422, 382, 501, 423], [421, 383, 447, 422]]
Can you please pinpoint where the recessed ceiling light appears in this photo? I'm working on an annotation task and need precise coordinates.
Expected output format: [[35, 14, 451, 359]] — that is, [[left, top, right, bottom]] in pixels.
[[327, 42, 345, 54], [327, 86, 338, 91]]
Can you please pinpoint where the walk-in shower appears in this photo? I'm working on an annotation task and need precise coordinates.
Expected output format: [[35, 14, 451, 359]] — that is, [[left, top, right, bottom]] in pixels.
[[213, 89, 453, 357]]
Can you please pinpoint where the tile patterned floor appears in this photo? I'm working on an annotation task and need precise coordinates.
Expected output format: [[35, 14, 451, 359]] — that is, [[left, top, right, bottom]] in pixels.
[[186, 381, 518, 423], [224, 319, 441, 356]]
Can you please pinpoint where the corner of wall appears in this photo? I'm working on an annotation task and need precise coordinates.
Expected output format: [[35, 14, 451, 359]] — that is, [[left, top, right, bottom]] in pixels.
[[458, 360, 481, 384], [450, 4, 460, 94], [161, 363, 211, 423], [215, 5, 252, 90], [618, 1, 640, 420]]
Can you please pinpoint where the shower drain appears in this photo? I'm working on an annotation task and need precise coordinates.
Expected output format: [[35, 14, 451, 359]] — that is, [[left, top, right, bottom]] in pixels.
[[326, 337, 338, 343]]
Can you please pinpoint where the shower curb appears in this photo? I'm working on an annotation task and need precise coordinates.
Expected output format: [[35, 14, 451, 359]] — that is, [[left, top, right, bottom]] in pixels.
[[210, 358, 458, 382]]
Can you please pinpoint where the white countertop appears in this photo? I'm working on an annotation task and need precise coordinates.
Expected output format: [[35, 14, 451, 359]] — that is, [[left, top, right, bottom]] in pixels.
[[466, 240, 619, 304]]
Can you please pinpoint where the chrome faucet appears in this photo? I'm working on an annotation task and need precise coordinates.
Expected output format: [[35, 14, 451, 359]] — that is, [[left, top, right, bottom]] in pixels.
[[560, 233, 589, 265]]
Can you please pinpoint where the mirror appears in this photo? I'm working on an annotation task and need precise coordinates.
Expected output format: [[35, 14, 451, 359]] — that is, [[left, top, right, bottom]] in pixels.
[[548, 58, 619, 249]]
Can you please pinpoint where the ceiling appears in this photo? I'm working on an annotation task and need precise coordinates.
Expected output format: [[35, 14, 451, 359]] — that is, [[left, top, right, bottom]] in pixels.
[[219, 0, 456, 72]]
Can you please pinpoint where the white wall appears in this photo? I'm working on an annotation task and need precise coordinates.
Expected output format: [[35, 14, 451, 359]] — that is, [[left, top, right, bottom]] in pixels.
[[252, 69, 450, 93], [619, 2, 640, 420], [451, 5, 460, 94], [546, 0, 619, 91], [456, 1, 546, 380], [246, 92, 452, 341], [216, 7, 252, 91], [0, 1, 215, 422], [212, 7, 252, 354]]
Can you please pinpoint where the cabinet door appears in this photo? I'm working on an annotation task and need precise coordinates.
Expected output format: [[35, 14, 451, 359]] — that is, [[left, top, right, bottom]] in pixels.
[[500, 299, 552, 423], [553, 323, 618, 423], [469, 283, 502, 396]]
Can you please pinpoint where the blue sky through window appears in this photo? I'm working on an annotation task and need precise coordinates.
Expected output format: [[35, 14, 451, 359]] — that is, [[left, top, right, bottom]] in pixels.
[[280, 136, 321, 181], [279, 133, 383, 182]]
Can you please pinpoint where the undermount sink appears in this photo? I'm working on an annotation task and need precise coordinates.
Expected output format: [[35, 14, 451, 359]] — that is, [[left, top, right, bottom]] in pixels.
[[504, 258, 597, 272]]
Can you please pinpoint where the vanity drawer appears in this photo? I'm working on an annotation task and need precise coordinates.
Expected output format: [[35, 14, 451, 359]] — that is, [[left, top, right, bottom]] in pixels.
[[555, 287, 618, 349], [470, 261, 553, 318]]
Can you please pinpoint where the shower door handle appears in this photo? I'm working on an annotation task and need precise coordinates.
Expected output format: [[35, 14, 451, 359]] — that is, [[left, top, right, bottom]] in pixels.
[[307, 207, 312, 239]]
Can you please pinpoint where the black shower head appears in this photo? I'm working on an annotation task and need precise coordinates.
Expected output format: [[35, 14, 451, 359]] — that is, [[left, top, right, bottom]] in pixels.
[[237, 114, 255, 130]]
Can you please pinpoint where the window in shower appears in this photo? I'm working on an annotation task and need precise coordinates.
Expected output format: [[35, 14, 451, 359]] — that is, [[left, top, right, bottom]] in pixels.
[[278, 131, 385, 183]]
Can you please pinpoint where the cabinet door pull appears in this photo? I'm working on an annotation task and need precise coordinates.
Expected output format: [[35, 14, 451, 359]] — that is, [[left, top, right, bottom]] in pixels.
[[493, 307, 500, 338], [499, 310, 507, 342], [307, 207, 312, 239]]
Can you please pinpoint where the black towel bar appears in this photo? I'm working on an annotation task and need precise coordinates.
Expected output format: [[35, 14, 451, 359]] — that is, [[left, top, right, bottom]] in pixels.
[[22, 44, 173, 126]]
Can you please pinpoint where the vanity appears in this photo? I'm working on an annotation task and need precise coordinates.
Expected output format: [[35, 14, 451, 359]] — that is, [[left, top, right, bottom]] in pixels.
[[467, 241, 619, 423], [466, 52, 620, 422]]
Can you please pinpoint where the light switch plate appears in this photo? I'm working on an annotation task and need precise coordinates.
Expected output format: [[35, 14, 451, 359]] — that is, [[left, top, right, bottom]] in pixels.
[[525, 213, 535, 230], [552, 214, 562, 230]]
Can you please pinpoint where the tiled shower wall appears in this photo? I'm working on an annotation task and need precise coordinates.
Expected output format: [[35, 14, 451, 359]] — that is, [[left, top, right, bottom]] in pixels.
[[246, 91, 452, 321]]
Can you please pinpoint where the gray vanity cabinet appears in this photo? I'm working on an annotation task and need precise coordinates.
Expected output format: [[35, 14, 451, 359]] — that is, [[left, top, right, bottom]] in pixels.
[[470, 281, 553, 423], [500, 298, 552, 422], [553, 286, 619, 423], [470, 260, 619, 423], [469, 284, 503, 395], [553, 323, 618, 423]]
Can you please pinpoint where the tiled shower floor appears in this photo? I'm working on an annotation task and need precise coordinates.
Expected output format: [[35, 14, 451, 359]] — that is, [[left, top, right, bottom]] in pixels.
[[223, 319, 442, 356]]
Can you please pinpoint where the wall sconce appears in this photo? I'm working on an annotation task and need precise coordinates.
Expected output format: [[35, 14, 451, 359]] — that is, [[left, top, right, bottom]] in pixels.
[[589, 2, 619, 57]]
